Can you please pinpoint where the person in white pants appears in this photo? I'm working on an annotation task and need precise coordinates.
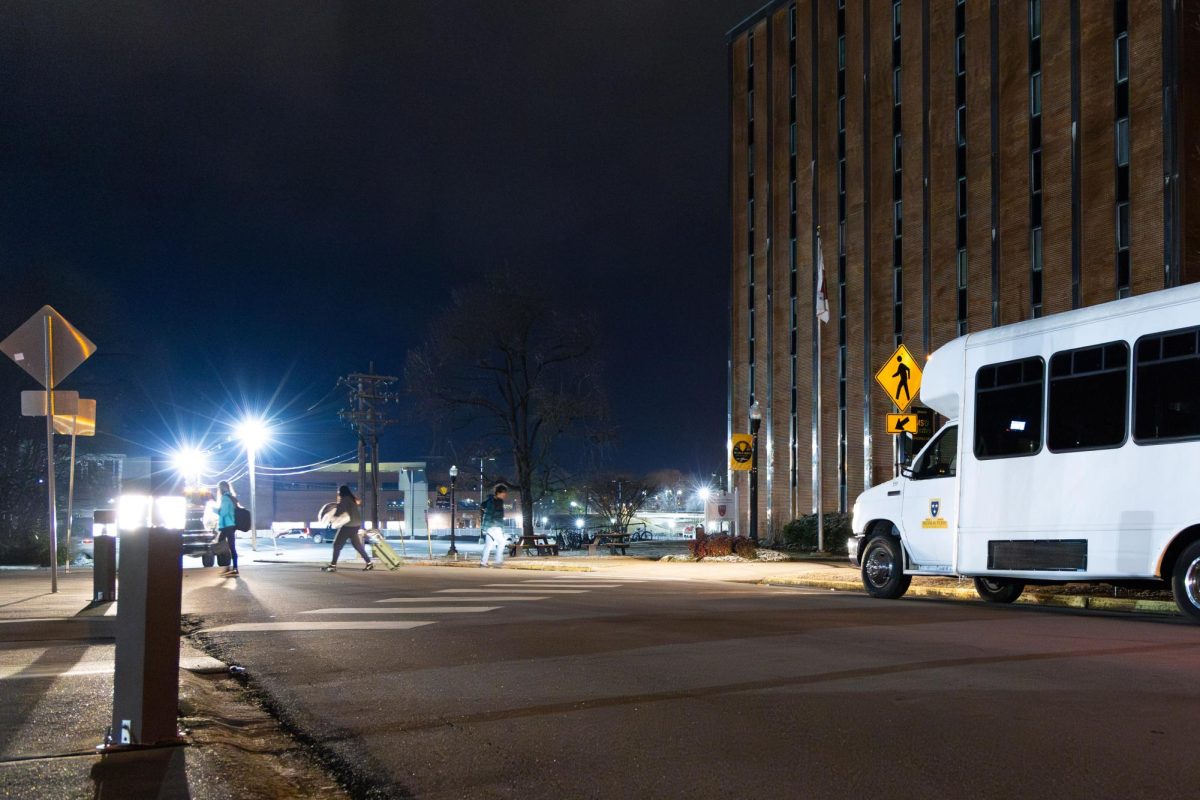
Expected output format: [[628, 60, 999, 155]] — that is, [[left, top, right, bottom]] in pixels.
[[479, 484, 508, 567]]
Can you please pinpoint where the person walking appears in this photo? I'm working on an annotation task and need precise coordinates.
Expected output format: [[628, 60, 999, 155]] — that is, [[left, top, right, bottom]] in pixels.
[[479, 483, 509, 568], [321, 485, 373, 572], [216, 480, 239, 577]]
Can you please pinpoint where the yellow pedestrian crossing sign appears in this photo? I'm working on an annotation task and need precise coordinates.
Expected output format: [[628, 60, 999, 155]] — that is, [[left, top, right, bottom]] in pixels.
[[875, 344, 922, 412]]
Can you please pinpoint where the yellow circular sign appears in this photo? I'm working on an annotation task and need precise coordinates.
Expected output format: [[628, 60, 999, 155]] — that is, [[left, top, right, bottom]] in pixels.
[[438, 486, 448, 495], [732, 440, 753, 464]]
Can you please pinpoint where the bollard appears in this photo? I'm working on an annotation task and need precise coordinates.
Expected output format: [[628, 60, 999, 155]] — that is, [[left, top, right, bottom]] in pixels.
[[93, 509, 117, 603], [110, 521, 184, 747]]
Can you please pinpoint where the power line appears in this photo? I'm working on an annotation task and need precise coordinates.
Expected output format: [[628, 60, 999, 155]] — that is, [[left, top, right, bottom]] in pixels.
[[338, 364, 398, 529]]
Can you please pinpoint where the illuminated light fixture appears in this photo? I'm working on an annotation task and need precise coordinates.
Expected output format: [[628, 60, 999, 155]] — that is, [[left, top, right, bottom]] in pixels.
[[575, 518, 585, 529], [697, 487, 711, 502], [1009, 420, 1027, 432], [170, 447, 208, 484], [118, 495, 187, 531], [235, 417, 270, 452]]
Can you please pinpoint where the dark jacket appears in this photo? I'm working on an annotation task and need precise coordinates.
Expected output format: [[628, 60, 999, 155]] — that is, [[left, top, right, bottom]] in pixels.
[[337, 497, 363, 527], [481, 495, 505, 529]]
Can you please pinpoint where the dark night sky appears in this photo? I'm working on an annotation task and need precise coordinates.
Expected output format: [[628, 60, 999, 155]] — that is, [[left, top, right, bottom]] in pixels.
[[1, 1, 757, 478]]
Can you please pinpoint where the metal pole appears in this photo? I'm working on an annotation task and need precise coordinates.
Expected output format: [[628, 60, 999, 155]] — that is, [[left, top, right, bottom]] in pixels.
[[815, 246, 825, 553], [44, 316, 58, 593], [479, 457, 484, 510], [248, 448, 257, 551], [370, 434, 381, 530], [65, 421, 78, 574], [749, 417, 760, 543], [448, 471, 457, 557]]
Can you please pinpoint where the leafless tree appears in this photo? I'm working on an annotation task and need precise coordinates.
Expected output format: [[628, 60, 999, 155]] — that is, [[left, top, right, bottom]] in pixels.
[[406, 271, 608, 538], [585, 472, 656, 533]]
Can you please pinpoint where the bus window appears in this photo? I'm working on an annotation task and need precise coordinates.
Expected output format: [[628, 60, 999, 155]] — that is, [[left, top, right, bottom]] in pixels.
[[1048, 341, 1129, 451], [974, 357, 1044, 459], [1134, 327, 1200, 443], [911, 425, 958, 479]]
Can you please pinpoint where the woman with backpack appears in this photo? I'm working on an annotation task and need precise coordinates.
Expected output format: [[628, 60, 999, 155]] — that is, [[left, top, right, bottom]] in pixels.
[[320, 485, 373, 572], [216, 480, 239, 576]]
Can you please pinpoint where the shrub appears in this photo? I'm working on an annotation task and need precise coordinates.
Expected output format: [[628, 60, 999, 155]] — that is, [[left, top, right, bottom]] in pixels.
[[781, 513, 851, 555], [689, 532, 758, 559]]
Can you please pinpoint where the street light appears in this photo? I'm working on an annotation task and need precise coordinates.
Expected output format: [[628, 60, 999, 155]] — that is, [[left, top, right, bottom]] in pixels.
[[448, 465, 458, 558], [170, 447, 208, 490], [748, 400, 762, 544], [235, 416, 270, 551]]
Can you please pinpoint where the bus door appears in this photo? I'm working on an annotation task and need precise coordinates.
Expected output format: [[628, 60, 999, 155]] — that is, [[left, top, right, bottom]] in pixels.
[[900, 425, 958, 569]]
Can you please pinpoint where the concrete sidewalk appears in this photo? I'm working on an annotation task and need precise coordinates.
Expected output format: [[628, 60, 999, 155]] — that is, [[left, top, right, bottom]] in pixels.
[[0, 569, 346, 800]]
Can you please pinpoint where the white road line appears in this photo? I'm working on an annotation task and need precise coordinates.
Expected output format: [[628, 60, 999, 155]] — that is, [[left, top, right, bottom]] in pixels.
[[301, 607, 498, 614], [513, 585, 628, 592], [0, 662, 114, 680], [537, 578, 647, 583], [436, 588, 586, 594], [376, 597, 548, 603], [201, 621, 435, 633]]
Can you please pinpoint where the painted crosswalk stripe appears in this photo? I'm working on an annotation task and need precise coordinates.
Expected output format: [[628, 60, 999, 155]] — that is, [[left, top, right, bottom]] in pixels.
[[482, 584, 597, 591], [514, 583, 623, 588], [377, 596, 548, 603], [201, 621, 435, 633], [436, 588, 586, 594], [301, 607, 498, 614], [538, 578, 646, 583], [0, 662, 114, 680]]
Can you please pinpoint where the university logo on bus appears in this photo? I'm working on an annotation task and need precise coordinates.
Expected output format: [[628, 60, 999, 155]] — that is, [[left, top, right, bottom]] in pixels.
[[923, 498, 948, 529]]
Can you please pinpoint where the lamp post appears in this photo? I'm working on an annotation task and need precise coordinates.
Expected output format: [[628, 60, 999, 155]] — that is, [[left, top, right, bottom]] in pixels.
[[448, 465, 458, 558], [235, 417, 269, 551], [748, 400, 762, 543]]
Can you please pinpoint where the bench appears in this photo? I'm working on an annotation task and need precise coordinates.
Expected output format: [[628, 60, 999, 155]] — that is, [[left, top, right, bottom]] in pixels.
[[508, 535, 559, 557], [588, 532, 631, 556]]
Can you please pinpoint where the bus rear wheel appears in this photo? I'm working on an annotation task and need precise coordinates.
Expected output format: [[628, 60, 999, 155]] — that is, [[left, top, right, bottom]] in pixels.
[[973, 577, 1024, 604], [1170, 540, 1200, 623], [860, 535, 911, 599]]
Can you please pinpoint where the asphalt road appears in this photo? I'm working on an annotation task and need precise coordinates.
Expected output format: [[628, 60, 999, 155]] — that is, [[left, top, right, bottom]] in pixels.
[[187, 564, 1200, 800]]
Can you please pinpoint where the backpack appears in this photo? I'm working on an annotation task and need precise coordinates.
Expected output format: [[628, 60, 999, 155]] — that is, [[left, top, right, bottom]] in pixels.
[[234, 504, 252, 532]]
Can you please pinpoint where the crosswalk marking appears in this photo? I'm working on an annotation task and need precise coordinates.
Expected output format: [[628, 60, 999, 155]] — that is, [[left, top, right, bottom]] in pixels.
[[437, 588, 586, 594], [0, 662, 114, 680], [376, 596, 548, 603], [301, 607, 498, 614], [513, 585, 624, 592], [202, 621, 435, 633]]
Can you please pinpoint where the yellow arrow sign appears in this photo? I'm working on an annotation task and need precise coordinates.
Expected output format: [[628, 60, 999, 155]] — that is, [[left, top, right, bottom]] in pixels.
[[730, 434, 753, 471], [875, 344, 923, 412], [885, 413, 915, 434]]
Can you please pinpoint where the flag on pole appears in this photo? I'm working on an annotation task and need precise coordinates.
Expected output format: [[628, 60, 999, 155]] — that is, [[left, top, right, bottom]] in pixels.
[[815, 228, 830, 323]]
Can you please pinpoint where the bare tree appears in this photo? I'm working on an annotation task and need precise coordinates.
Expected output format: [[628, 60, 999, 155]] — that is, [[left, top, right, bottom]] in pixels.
[[585, 472, 656, 533], [406, 272, 607, 538]]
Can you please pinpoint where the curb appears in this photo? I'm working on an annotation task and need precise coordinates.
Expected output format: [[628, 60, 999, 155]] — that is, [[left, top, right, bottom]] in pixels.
[[758, 576, 1181, 617], [250, 558, 595, 573]]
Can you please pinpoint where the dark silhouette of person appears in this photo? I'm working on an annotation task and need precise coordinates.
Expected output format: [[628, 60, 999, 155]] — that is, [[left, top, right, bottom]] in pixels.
[[892, 356, 911, 402]]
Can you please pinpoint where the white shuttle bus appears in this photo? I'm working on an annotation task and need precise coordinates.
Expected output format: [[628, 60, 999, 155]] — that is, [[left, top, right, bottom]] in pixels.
[[849, 282, 1200, 622]]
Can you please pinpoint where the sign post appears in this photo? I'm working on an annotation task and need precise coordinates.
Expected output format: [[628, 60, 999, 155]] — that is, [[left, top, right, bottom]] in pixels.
[[57, 399, 97, 572], [2, 307, 97, 593]]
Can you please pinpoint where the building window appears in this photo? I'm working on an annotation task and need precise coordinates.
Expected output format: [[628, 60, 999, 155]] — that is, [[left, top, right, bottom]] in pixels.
[[892, 0, 903, 345], [955, 0, 967, 335], [1114, 0, 1130, 298], [1029, 2, 1043, 318]]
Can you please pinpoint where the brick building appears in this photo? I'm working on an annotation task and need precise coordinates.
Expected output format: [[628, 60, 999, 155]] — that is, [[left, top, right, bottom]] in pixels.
[[728, 0, 1200, 538]]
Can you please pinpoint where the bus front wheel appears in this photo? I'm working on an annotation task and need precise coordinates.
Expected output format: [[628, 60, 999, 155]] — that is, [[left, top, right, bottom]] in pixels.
[[973, 577, 1024, 604], [1171, 540, 1200, 623], [860, 535, 911, 599]]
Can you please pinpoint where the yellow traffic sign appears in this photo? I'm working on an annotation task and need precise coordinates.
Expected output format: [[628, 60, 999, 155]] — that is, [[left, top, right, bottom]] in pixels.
[[730, 434, 753, 471], [875, 344, 922, 412], [885, 413, 916, 434]]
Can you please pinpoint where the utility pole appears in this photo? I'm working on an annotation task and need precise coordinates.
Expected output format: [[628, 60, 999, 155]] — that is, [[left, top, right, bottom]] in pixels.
[[338, 364, 398, 530]]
